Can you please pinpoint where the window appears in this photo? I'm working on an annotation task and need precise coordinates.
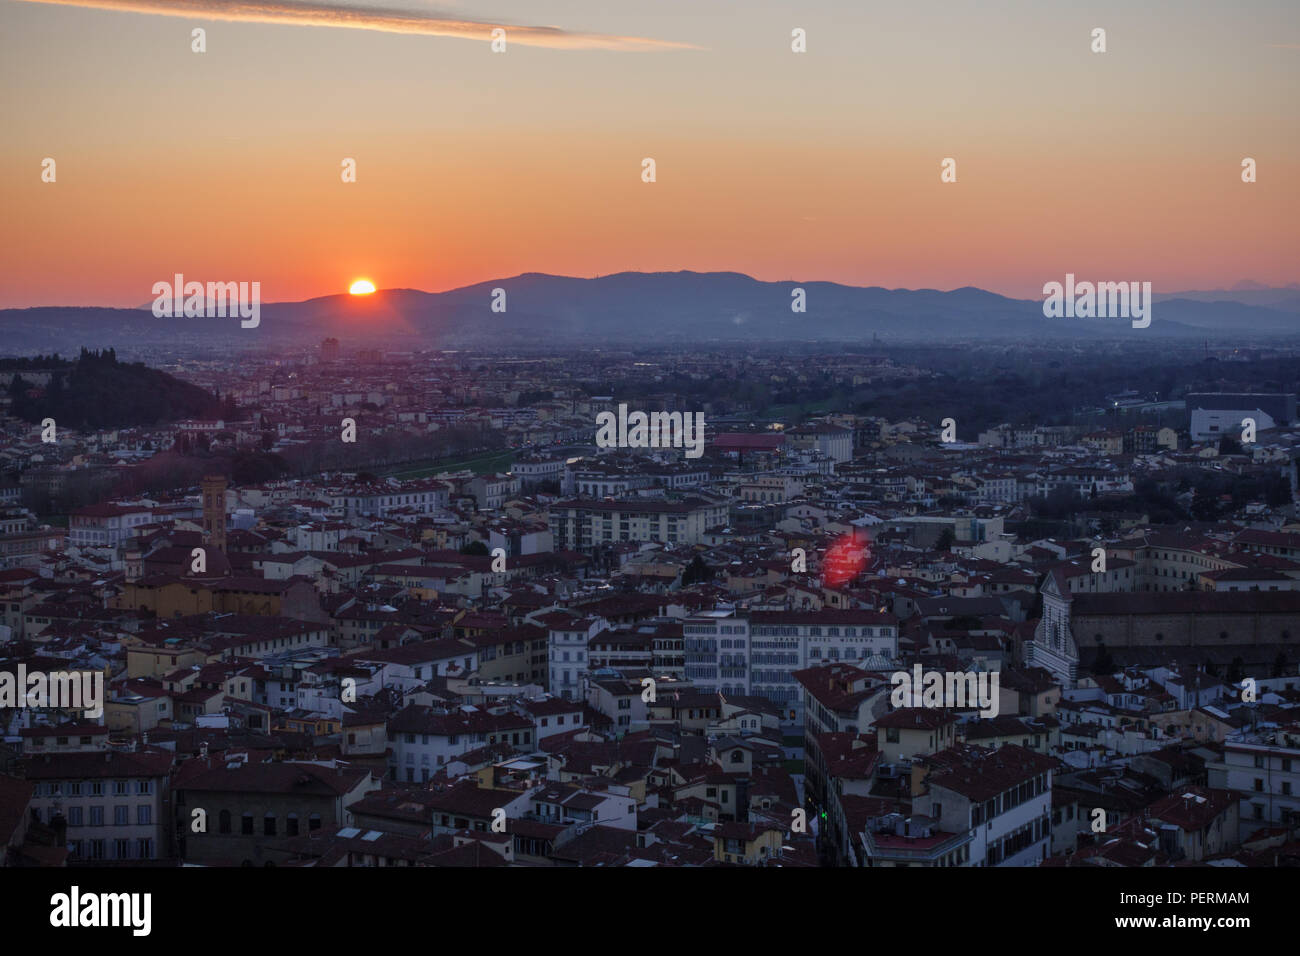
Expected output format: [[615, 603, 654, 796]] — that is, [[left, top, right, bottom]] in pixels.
[[264, 814, 277, 836], [89, 806, 104, 827], [219, 810, 231, 834], [137, 805, 151, 826], [242, 813, 254, 835]]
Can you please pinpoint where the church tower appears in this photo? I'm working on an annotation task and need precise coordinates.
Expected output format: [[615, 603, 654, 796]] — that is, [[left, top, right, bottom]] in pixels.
[[201, 474, 228, 554]]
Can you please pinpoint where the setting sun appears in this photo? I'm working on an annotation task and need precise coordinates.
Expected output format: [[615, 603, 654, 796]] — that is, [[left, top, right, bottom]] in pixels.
[[349, 279, 376, 295]]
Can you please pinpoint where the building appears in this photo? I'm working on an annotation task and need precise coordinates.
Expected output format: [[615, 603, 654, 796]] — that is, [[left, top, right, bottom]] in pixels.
[[25, 748, 173, 863], [685, 609, 899, 721], [546, 616, 608, 700], [1027, 570, 1300, 685], [1186, 392, 1295, 441], [915, 744, 1055, 867], [69, 503, 154, 550], [174, 756, 380, 865], [788, 423, 853, 463], [1208, 732, 1300, 841], [549, 496, 728, 551], [387, 705, 535, 782], [201, 474, 228, 554]]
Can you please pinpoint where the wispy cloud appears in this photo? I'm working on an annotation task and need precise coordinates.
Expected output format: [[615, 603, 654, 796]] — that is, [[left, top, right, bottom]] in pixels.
[[14, 0, 701, 50]]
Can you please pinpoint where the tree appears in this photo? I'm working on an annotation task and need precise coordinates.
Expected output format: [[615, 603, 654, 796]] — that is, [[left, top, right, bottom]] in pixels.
[[460, 540, 489, 556], [1091, 643, 1116, 676], [935, 528, 956, 552], [681, 554, 714, 586]]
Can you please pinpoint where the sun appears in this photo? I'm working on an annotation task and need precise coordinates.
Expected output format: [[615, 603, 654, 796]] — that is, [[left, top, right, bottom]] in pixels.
[[349, 279, 376, 295]]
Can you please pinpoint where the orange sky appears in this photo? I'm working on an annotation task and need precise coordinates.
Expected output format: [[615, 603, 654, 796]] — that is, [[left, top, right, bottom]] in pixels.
[[2, 0, 1297, 306]]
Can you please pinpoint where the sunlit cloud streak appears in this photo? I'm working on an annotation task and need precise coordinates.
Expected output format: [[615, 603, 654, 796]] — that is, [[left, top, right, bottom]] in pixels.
[[14, 0, 702, 50]]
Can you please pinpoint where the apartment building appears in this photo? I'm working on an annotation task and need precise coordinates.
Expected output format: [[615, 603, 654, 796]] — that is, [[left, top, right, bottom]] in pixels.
[[1208, 734, 1300, 841], [685, 608, 899, 721], [332, 480, 449, 518], [69, 503, 154, 549], [549, 496, 728, 551], [387, 705, 535, 783], [919, 744, 1055, 867], [546, 615, 608, 700], [25, 747, 173, 862]]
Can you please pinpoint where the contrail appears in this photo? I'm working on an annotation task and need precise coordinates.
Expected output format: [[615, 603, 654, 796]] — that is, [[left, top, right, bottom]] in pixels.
[[14, 0, 702, 51]]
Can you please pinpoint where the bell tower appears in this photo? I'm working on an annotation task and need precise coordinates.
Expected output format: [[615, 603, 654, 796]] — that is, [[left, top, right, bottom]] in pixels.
[[201, 474, 228, 553]]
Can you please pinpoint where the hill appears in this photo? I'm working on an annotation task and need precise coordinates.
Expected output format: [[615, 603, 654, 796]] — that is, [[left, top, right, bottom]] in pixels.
[[5, 348, 232, 429]]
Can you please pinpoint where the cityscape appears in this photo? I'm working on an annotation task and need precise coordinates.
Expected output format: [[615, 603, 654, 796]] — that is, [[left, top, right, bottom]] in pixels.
[[0, 338, 1298, 874], [0, 0, 1296, 938]]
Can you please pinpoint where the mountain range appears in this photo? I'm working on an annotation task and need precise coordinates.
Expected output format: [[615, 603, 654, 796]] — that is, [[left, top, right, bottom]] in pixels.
[[2, 272, 1297, 353]]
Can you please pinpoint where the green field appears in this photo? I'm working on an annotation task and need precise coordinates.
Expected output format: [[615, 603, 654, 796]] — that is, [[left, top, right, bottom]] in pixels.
[[761, 399, 838, 421], [385, 450, 514, 480]]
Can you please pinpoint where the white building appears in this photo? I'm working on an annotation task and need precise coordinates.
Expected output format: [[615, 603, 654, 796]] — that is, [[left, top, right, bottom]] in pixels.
[[1208, 734, 1300, 842], [1191, 408, 1276, 442], [684, 608, 900, 722], [69, 503, 154, 549], [546, 616, 608, 701], [387, 705, 536, 784], [923, 744, 1055, 867]]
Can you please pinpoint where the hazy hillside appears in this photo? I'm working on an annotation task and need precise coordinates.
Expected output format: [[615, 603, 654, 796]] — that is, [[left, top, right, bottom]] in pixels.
[[2, 273, 1297, 352]]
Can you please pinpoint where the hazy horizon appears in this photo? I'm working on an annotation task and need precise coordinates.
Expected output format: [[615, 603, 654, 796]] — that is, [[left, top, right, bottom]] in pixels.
[[5, 269, 1300, 312]]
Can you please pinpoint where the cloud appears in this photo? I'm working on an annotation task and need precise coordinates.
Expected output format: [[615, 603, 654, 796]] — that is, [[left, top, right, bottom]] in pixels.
[[14, 0, 701, 50]]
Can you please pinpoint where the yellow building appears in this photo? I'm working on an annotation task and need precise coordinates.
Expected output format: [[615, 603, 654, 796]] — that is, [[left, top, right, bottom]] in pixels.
[[713, 821, 785, 864]]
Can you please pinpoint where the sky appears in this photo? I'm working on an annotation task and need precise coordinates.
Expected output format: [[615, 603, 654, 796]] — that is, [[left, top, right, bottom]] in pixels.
[[1, 0, 1297, 307]]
